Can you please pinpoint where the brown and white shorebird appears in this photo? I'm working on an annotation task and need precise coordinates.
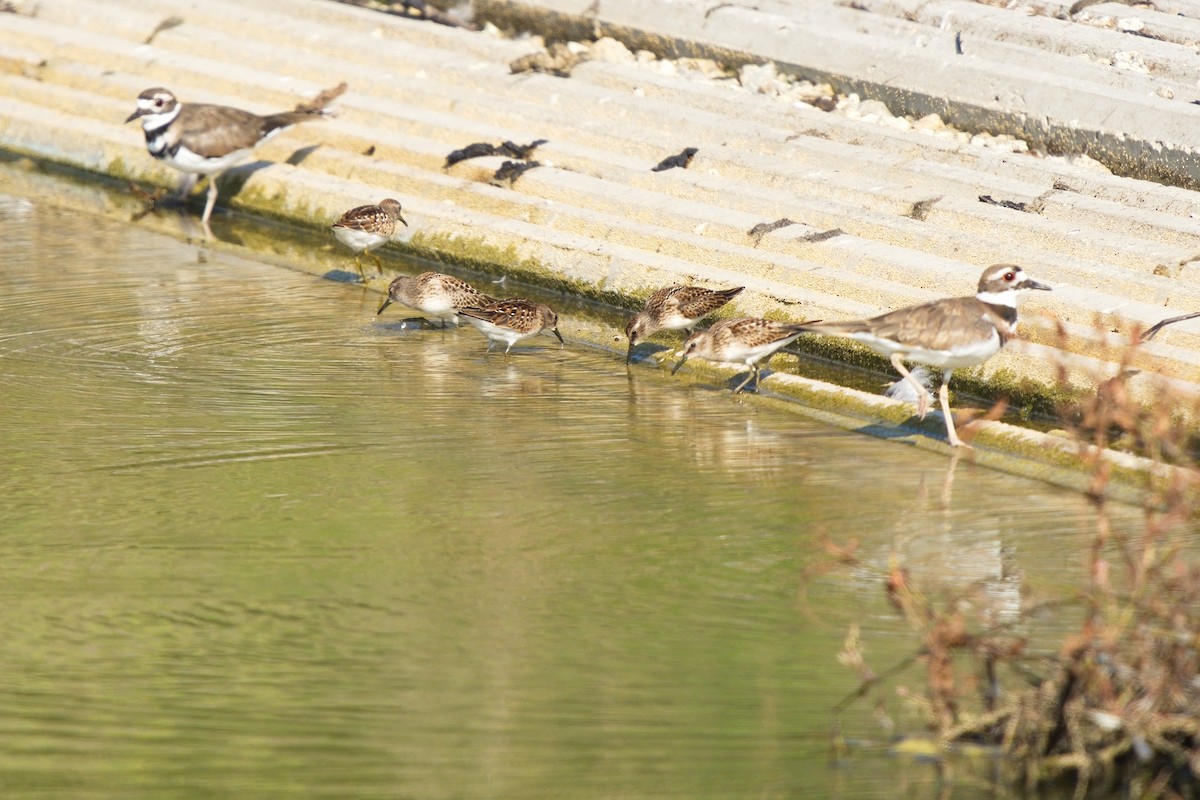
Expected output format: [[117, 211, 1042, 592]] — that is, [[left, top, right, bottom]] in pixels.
[[799, 263, 1051, 447], [625, 285, 745, 363], [332, 199, 407, 280], [376, 271, 494, 328], [457, 299, 564, 354], [671, 317, 815, 394], [125, 85, 342, 229]]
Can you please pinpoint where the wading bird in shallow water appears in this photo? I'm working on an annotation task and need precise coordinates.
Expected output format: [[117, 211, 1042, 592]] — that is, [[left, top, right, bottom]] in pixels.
[[625, 285, 744, 364], [376, 271, 494, 328], [457, 299, 564, 354], [797, 263, 1051, 447], [671, 317, 816, 394], [125, 85, 343, 231], [332, 199, 408, 280]]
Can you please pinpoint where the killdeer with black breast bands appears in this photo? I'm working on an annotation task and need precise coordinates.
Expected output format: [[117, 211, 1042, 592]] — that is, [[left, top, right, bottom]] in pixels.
[[799, 264, 1052, 447], [376, 271, 495, 328], [625, 285, 745, 364], [457, 299, 564, 354], [125, 85, 344, 230], [671, 317, 816, 394], [332, 199, 407, 280]]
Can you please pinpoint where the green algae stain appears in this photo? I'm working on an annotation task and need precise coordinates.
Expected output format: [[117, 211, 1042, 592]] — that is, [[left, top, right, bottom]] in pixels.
[[408, 230, 555, 282], [105, 155, 135, 183]]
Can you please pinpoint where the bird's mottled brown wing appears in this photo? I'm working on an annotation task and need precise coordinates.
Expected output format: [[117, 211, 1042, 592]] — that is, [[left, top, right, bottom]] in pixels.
[[644, 285, 682, 310], [669, 286, 744, 319], [720, 317, 810, 347], [459, 299, 530, 325], [334, 204, 390, 232], [432, 274, 495, 308]]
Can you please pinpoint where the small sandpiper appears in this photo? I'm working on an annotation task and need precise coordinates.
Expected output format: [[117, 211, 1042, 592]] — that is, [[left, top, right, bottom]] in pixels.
[[671, 317, 814, 393], [376, 271, 494, 327], [798, 263, 1051, 447], [125, 86, 341, 230], [332, 199, 408, 280], [625, 285, 745, 363], [457, 299, 564, 353]]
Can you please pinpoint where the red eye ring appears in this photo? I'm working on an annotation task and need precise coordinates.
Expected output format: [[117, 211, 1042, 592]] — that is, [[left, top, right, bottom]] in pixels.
[[1004, 271, 1016, 282]]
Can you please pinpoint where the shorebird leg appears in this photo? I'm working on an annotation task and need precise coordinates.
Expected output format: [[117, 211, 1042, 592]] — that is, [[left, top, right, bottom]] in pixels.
[[354, 254, 367, 282], [938, 371, 967, 448], [200, 175, 220, 227], [372, 253, 385, 274], [173, 173, 198, 203], [890, 353, 931, 419], [733, 364, 759, 394]]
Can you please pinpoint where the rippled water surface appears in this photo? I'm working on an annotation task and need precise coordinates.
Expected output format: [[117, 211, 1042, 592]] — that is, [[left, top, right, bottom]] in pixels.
[[0, 174, 1133, 798]]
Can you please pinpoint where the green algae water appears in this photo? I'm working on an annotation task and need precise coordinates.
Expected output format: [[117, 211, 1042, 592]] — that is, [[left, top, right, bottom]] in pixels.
[[0, 167, 1131, 798]]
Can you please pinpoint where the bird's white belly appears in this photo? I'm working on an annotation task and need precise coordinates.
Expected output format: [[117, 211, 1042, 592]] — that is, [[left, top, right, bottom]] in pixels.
[[659, 312, 695, 332], [850, 329, 1003, 368], [717, 335, 802, 367], [332, 226, 389, 253], [161, 146, 255, 176], [417, 297, 458, 321], [733, 341, 787, 366], [464, 318, 525, 347]]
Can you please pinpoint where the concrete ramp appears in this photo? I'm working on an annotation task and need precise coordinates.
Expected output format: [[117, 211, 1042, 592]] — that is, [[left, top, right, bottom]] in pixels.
[[3, 0, 1200, 415]]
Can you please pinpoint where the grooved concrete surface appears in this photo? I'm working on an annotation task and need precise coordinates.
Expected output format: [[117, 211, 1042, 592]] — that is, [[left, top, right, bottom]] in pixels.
[[4, 0, 1200, 407]]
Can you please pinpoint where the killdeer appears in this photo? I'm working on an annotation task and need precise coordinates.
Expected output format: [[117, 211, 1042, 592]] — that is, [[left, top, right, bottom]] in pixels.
[[332, 199, 407, 280], [376, 271, 494, 328], [625, 285, 745, 364], [457, 299, 564, 353], [125, 86, 341, 229], [799, 264, 1051, 447], [671, 317, 815, 393]]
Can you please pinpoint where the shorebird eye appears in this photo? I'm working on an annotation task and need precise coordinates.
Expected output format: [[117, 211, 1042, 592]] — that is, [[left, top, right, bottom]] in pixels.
[[1004, 271, 1016, 282]]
